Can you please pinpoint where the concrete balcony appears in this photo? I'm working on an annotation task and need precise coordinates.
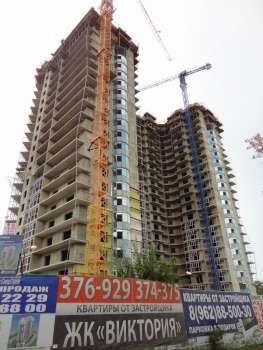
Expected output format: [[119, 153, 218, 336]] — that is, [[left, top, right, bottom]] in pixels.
[[38, 193, 89, 222], [40, 182, 89, 207], [49, 126, 87, 156], [51, 112, 93, 145], [39, 129, 50, 144], [48, 72, 59, 95], [44, 150, 86, 179], [25, 132, 33, 141], [46, 139, 83, 167], [45, 89, 56, 107], [29, 258, 84, 274], [59, 61, 87, 92], [58, 68, 86, 102], [36, 152, 46, 167], [8, 205, 19, 215], [56, 79, 86, 112], [40, 119, 52, 134], [32, 237, 86, 255], [23, 140, 31, 151], [36, 140, 48, 157], [54, 89, 85, 119], [27, 123, 34, 132], [35, 216, 87, 238], [42, 162, 90, 192], [44, 99, 56, 116], [62, 45, 87, 77]]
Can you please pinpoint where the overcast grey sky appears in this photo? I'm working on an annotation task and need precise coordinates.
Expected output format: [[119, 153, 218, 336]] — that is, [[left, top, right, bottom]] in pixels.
[[0, 0, 262, 279]]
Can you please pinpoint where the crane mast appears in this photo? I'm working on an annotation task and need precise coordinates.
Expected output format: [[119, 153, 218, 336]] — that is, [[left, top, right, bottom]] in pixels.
[[86, 0, 113, 275], [179, 66, 222, 290]]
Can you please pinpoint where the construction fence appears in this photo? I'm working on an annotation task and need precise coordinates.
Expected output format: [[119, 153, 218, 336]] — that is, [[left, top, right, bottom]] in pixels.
[[0, 275, 263, 350]]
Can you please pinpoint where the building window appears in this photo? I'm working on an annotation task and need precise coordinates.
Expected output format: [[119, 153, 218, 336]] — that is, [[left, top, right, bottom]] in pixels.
[[116, 214, 123, 222], [116, 249, 123, 258], [47, 237, 52, 246], [116, 169, 122, 175], [63, 230, 71, 240], [117, 231, 123, 239], [49, 220, 55, 228], [66, 195, 74, 202], [44, 255, 50, 266], [116, 183, 122, 190], [196, 275, 203, 284], [61, 250, 69, 261], [65, 212, 73, 220]]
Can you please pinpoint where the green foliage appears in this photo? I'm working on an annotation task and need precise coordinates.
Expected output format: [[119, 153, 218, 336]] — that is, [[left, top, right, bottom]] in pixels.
[[208, 327, 224, 350], [116, 245, 178, 283], [254, 280, 263, 295]]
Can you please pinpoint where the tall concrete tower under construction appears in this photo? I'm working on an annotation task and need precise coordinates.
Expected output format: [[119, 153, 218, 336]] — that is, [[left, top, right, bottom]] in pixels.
[[137, 104, 255, 293], [4, 7, 142, 275]]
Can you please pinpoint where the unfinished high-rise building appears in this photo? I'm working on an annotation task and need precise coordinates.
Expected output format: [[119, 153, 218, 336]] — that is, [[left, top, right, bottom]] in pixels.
[[5, 7, 141, 275], [4, 5, 255, 293], [137, 104, 255, 292]]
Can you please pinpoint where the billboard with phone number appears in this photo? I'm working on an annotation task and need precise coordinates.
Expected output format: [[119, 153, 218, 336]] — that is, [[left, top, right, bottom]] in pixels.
[[53, 275, 187, 349], [0, 275, 58, 350], [180, 288, 257, 337]]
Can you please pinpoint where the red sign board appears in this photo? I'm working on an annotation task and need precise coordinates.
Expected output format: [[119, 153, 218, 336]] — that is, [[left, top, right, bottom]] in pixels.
[[55, 276, 186, 350], [57, 276, 181, 304]]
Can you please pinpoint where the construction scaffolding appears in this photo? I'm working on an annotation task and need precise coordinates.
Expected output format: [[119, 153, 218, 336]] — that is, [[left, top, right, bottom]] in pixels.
[[3, 171, 25, 235]]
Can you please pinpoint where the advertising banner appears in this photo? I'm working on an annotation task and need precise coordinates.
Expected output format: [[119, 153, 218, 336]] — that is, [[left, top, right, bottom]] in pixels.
[[252, 295, 263, 335], [180, 289, 257, 337], [0, 275, 58, 350], [0, 235, 22, 276], [54, 276, 187, 349]]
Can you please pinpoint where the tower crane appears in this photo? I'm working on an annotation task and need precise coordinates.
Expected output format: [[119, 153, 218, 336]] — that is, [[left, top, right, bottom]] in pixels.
[[137, 0, 172, 62], [140, 63, 222, 290], [86, 0, 113, 276]]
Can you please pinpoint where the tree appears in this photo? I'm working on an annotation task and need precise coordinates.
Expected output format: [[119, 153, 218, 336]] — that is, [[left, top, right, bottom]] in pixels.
[[254, 280, 263, 295], [116, 245, 178, 283], [208, 327, 224, 350], [245, 133, 263, 159]]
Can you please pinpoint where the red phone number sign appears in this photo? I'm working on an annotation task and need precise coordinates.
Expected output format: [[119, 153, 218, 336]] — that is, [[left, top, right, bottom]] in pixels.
[[57, 276, 181, 304]]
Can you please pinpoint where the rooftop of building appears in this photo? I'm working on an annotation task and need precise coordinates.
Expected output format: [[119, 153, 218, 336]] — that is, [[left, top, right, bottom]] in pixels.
[[139, 103, 223, 132], [36, 7, 138, 82]]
